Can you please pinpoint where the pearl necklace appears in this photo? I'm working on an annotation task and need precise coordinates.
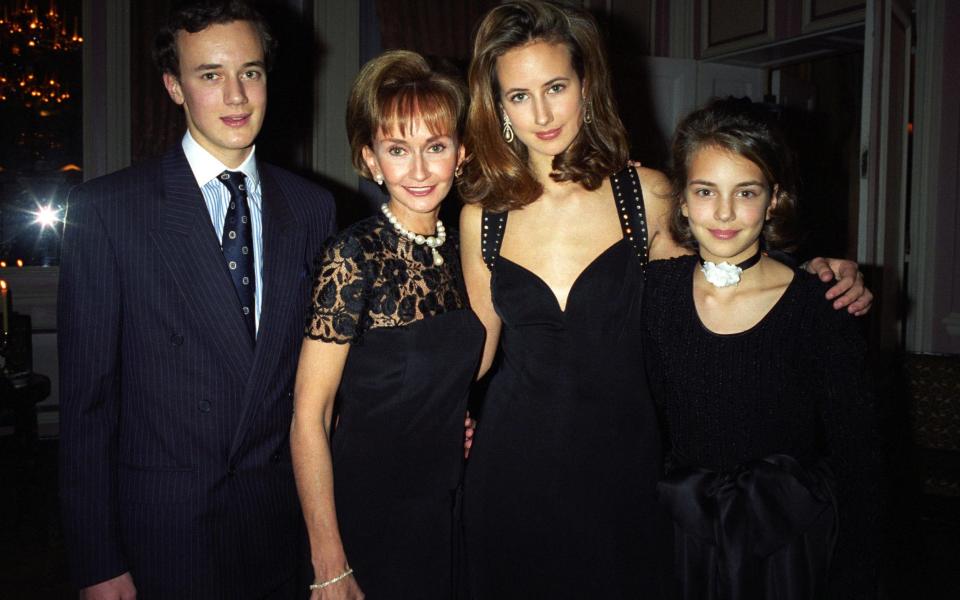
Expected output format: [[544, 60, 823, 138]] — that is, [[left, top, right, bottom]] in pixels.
[[380, 203, 446, 266]]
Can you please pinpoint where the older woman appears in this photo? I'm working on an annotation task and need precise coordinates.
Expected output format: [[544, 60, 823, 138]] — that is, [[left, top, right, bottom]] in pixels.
[[457, 2, 872, 597], [291, 50, 482, 599]]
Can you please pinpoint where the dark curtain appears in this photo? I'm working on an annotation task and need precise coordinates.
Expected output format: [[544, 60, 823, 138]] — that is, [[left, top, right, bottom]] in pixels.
[[375, 0, 502, 69], [131, 0, 183, 163]]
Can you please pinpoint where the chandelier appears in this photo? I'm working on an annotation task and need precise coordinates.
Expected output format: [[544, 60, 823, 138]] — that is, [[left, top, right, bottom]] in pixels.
[[0, 1, 82, 112]]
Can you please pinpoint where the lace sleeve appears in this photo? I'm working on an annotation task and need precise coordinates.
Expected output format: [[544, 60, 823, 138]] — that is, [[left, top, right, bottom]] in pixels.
[[305, 232, 370, 343]]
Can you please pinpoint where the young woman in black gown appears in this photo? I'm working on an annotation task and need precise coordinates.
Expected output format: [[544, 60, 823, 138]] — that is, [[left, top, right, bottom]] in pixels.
[[457, 2, 874, 598], [642, 99, 880, 599], [291, 51, 483, 599]]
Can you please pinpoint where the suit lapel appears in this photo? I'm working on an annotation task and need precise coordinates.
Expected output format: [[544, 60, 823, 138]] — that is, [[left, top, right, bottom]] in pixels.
[[149, 146, 255, 379], [229, 164, 306, 458]]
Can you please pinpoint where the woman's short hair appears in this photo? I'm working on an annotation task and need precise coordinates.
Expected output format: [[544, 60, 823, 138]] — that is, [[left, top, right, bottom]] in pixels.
[[668, 97, 799, 252], [346, 50, 468, 181], [459, 1, 629, 212], [153, 0, 276, 77]]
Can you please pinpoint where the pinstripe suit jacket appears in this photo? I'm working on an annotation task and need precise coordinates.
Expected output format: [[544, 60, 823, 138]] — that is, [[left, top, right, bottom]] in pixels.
[[57, 144, 336, 598]]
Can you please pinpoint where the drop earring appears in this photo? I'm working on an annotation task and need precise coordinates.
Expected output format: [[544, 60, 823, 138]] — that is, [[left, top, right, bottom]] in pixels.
[[502, 111, 515, 143]]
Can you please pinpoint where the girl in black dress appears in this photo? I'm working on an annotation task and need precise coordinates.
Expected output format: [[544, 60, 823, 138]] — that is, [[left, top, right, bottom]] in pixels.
[[642, 98, 880, 599], [458, 3, 873, 598], [291, 51, 483, 599]]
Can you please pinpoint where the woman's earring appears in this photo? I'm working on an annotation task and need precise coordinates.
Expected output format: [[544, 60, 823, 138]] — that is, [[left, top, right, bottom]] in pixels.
[[583, 100, 593, 125], [454, 163, 464, 179], [374, 173, 384, 186], [502, 112, 515, 143]]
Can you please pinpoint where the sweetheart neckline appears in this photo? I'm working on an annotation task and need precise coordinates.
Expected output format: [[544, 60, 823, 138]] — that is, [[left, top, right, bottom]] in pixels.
[[496, 238, 628, 314]]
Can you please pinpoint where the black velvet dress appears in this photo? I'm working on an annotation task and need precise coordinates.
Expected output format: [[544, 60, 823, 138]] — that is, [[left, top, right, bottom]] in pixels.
[[642, 255, 880, 600], [463, 166, 672, 599], [306, 214, 484, 599]]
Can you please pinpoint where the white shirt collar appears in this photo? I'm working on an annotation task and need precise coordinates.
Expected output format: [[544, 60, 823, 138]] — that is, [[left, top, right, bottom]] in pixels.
[[181, 130, 260, 190]]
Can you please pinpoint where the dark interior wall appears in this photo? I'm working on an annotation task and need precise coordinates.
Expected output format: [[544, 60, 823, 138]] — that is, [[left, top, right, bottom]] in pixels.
[[375, 0, 503, 68], [130, 0, 181, 164], [596, 4, 663, 168], [778, 52, 864, 261], [932, 0, 960, 354]]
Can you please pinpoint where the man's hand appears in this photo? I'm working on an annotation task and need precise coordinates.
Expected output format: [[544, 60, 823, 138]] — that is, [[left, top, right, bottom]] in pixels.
[[80, 572, 136, 600], [464, 411, 477, 459], [804, 257, 873, 316]]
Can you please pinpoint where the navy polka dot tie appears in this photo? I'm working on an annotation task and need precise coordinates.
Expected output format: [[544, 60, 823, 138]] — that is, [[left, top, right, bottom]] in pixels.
[[218, 170, 256, 340]]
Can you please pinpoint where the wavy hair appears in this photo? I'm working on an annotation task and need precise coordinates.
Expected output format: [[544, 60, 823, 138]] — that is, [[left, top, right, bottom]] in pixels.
[[668, 97, 800, 252], [458, 1, 629, 211], [153, 0, 277, 77]]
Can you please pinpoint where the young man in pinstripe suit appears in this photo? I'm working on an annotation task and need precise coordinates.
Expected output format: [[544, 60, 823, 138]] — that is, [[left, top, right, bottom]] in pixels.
[[58, 2, 335, 598]]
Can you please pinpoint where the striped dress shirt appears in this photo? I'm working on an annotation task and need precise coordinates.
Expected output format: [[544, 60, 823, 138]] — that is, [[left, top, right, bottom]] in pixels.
[[181, 131, 264, 332]]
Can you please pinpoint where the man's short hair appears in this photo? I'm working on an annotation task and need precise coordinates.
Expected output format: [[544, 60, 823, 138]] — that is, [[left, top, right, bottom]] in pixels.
[[153, 0, 277, 77]]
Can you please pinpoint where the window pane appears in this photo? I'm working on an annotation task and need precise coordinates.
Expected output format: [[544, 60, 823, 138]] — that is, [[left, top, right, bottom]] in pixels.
[[0, 0, 83, 267]]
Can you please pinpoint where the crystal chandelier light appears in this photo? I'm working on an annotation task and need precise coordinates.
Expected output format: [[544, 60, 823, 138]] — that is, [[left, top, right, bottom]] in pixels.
[[0, 1, 82, 112]]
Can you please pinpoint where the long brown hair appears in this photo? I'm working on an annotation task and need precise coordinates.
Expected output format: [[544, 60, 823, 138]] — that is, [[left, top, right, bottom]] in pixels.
[[668, 98, 799, 252], [458, 1, 629, 212]]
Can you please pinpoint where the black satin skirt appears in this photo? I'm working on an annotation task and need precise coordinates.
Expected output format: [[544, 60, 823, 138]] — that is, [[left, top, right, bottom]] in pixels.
[[657, 454, 838, 600]]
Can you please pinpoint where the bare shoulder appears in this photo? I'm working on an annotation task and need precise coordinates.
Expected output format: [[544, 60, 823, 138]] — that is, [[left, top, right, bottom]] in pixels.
[[460, 203, 483, 234], [634, 166, 672, 216], [459, 203, 484, 251], [635, 165, 670, 193], [460, 201, 483, 222], [631, 166, 690, 259]]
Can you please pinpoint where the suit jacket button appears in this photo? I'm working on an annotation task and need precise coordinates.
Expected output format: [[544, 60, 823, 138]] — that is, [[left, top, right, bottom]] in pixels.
[[198, 400, 211, 412], [170, 333, 184, 346]]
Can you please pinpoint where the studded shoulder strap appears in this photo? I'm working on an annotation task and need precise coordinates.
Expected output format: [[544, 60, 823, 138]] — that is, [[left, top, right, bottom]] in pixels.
[[481, 209, 507, 270], [610, 165, 649, 268]]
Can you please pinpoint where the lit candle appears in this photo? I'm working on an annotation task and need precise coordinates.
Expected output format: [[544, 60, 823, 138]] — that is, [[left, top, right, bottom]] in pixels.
[[1, 279, 9, 335]]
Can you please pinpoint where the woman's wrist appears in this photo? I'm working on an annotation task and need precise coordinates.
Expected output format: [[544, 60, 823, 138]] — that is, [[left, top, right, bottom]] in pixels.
[[309, 567, 354, 591], [311, 552, 349, 578]]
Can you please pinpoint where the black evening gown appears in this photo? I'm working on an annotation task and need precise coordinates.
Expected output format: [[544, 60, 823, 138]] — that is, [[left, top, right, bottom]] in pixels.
[[642, 255, 880, 600], [463, 166, 672, 599], [306, 214, 484, 599]]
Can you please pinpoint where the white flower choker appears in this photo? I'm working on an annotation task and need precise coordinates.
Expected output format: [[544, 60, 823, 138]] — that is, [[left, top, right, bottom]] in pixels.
[[699, 247, 762, 288]]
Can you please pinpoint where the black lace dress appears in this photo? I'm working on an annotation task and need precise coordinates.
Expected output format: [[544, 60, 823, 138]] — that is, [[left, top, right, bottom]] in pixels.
[[463, 166, 673, 599], [306, 214, 484, 599], [642, 255, 880, 600]]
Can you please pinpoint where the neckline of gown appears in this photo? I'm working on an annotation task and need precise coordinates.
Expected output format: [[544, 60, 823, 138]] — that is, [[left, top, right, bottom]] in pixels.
[[688, 257, 799, 338], [496, 238, 629, 315]]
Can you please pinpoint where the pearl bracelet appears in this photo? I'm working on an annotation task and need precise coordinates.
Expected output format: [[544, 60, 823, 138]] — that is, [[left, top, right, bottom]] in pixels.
[[309, 567, 354, 591]]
